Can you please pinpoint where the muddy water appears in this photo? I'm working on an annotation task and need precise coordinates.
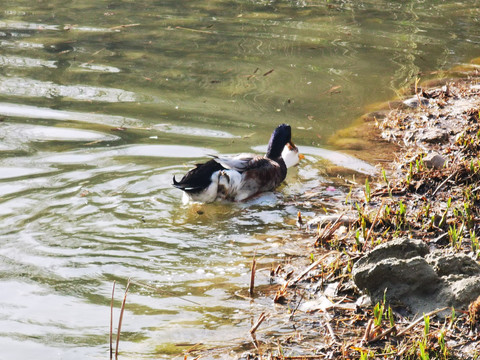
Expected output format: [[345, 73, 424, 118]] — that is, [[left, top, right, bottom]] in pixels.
[[0, 1, 479, 358]]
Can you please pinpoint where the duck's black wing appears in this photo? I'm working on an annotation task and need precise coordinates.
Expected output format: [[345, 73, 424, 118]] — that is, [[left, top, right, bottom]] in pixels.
[[172, 159, 225, 192]]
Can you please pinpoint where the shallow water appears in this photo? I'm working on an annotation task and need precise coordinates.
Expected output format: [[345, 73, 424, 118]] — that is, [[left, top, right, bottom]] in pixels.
[[0, 1, 480, 358]]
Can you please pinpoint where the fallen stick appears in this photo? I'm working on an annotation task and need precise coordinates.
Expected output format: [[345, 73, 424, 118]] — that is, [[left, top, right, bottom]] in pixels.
[[362, 319, 374, 343], [250, 312, 267, 335], [397, 307, 448, 336], [367, 325, 397, 343], [323, 312, 338, 342], [289, 251, 340, 286], [432, 171, 457, 197], [263, 69, 274, 76], [289, 292, 305, 321]]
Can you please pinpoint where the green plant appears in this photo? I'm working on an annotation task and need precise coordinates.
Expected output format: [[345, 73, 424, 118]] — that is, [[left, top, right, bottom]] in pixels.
[[421, 202, 431, 229], [438, 328, 448, 359], [345, 185, 353, 205], [419, 341, 430, 360], [429, 214, 435, 230], [449, 307, 456, 330], [423, 314, 430, 338], [471, 230, 479, 257], [448, 224, 458, 249], [397, 200, 407, 227], [373, 301, 385, 327], [355, 202, 363, 218], [438, 197, 452, 228], [415, 154, 425, 172], [388, 306, 395, 327], [382, 168, 392, 197], [361, 217, 367, 244], [360, 350, 374, 360], [383, 204, 391, 223], [354, 229, 362, 248], [448, 223, 464, 250], [365, 178, 371, 203]]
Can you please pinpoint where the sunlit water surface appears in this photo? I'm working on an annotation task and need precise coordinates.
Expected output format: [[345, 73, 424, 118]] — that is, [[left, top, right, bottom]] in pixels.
[[0, 0, 479, 358]]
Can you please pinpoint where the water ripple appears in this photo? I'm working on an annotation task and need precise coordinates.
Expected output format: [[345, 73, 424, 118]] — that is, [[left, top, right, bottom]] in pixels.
[[0, 76, 142, 102]]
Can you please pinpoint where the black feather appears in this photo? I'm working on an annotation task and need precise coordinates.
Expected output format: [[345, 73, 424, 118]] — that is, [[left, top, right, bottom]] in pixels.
[[172, 159, 224, 193], [266, 124, 291, 160]]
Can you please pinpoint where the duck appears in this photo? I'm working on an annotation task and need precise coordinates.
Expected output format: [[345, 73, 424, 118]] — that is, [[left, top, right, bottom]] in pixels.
[[172, 124, 302, 203]]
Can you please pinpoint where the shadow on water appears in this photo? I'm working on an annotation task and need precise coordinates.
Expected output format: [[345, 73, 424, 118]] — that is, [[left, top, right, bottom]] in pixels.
[[1, 0, 480, 358]]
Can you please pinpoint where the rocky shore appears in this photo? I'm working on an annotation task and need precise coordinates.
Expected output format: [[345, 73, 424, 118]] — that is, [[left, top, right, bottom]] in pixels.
[[194, 71, 480, 359]]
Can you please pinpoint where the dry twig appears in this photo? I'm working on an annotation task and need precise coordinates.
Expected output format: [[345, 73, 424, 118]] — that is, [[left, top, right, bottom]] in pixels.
[[367, 325, 397, 343], [110, 23, 140, 30], [249, 255, 257, 298], [115, 279, 131, 359], [250, 312, 267, 335], [396, 307, 448, 336], [315, 213, 344, 247], [110, 281, 116, 360]]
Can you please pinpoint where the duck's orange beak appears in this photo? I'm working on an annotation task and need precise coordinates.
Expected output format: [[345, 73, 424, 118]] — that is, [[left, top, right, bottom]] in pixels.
[[287, 141, 304, 160]]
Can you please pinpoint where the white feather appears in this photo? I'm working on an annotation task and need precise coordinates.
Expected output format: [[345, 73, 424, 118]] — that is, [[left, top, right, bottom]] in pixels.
[[182, 170, 221, 204], [282, 145, 301, 168], [211, 153, 254, 172]]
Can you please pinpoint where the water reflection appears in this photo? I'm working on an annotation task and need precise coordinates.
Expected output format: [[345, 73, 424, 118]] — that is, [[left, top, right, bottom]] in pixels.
[[0, 0, 480, 358], [0, 55, 56, 68], [0, 102, 143, 127]]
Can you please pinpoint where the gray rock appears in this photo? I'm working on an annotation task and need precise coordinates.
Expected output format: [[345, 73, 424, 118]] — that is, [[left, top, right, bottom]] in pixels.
[[352, 238, 480, 315], [403, 96, 429, 108], [423, 153, 446, 169], [353, 238, 429, 265], [418, 128, 449, 144], [426, 252, 480, 277]]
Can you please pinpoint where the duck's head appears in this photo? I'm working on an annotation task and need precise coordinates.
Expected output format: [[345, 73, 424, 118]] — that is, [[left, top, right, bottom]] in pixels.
[[282, 142, 304, 168], [266, 124, 295, 160]]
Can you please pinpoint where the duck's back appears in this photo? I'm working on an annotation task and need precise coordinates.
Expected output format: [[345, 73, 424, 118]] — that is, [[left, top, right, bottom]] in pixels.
[[233, 157, 287, 201]]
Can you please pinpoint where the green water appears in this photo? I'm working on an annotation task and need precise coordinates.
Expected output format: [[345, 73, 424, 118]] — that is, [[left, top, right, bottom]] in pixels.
[[0, 0, 479, 358]]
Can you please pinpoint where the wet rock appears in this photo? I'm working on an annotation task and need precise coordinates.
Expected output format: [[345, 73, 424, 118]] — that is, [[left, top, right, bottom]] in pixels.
[[352, 238, 480, 315], [423, 153, 446, 169], [403, 96, 429, 108]]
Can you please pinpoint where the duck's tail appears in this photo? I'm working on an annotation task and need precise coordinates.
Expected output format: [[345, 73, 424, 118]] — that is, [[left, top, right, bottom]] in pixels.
[[172, 159, 224, 193]]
